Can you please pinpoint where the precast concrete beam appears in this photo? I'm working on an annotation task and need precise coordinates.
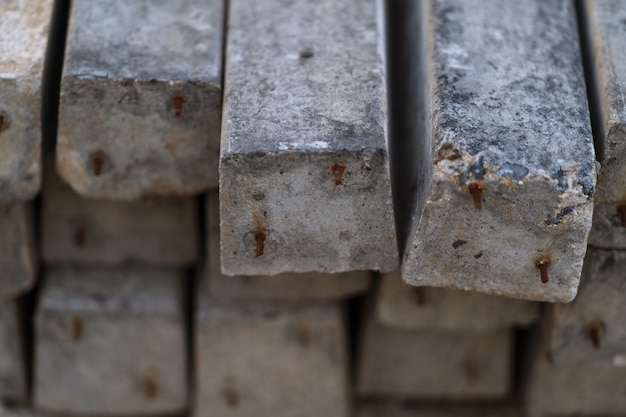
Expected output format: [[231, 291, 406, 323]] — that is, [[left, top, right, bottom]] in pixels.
[[219, 0, 397, 275], [402, 0, 596, 302], [57, 0, 223, 200]]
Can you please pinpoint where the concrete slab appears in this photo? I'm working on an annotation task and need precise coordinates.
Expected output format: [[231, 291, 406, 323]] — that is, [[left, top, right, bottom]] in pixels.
[[34, 265, 187, 415], [356, 309, 512, 399], [401, 0, 596, 302], [0, 0, 52, 202], [219, 0, 397, 275], [582, 0, 626, 248], [356, 400, 520, 417], [194, 281, 349, 417], [548, 248, 626, 366], [206, 193, 370, 300], [0, 300, 26, 403], [524, 318, 626, 417], [57, 0, 223, 200], [42, 164, 198, 265], [377, 270, 538, 332], [0, 204, 37, 297]]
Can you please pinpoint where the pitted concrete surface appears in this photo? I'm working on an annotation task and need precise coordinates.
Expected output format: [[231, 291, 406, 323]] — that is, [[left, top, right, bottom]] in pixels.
[[0, 0, 52, 201], [402, 0, 596, 302], [207, 194, 370, 300], [57, 0, 223, 199], [583, 0, 626, 248], [220, 0, 397, 275]]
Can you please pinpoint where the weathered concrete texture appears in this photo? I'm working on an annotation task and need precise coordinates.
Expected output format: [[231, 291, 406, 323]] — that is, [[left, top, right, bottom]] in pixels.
[[220, 0, 397, 275], [357, 310, 512, 399], [0, 301, 26, 402], [377, 270, 538, 332], [584, 1, 626, 248], [194, 284, 349, 417], [207, 193, 370, 300], [0, 204, 37, 297], [402, 0, 596, 302], [0, 0, 52, 202], [524, 319, 626, 417], [548, 248, 626, 366], [356, 400, 520, 417], [57, 0, 223, 200], [34, 265, 187, 415], [42, 165, 198, 265]]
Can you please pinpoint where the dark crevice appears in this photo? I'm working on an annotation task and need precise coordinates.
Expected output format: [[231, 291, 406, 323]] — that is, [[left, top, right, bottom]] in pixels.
[[41, 0, 71, 153], [574, 0, 605, 162]]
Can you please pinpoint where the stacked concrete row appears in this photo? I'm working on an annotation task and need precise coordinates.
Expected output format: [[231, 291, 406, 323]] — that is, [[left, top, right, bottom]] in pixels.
[[0, 0, 53, 408], [1, 0, 625, 416]]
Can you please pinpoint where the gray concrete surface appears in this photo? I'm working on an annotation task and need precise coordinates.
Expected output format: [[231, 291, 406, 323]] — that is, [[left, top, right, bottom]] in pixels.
[[356, 401, 520, 417], [194, 277, 349, 417], [524, 317, 626, 417], [402, 0, 596, 302], [0, 300, 26, 402], [0, 204, 37, 297], [548, 248, 626, 366], [34, 265, 187, 415], [583, 0, 626, 248], [219, 0, 397, 275], [42, 164, 198, 264], [0, 406, 43, 417], [0, 0, 52, 202], [357, 309, 512, 399], [377, 270, 538, 332], [206, 193, 370, 300], [57, 0, 223, 200]]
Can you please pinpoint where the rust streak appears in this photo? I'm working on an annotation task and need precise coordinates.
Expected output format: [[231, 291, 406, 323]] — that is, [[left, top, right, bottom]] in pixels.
[[331, 163, 346, 186], [72, 315, 84, 341], [298, 324, 311, 348], [587, 322, 602, 349], [73, 225, 87, 248], [253, 212, 267, 257], [224, 386, 239, 409], [413, 287, 426, 307], [144, 369, 159, 399], [173, 95, 186, 116], [536, 258, 550, 284], [92, 154, 105, 176], [468, 182, 483, 210], [617, 202, 626, 227]]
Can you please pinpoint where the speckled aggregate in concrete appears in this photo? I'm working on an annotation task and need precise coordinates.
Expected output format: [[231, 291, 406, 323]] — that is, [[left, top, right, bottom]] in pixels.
[[206, 194, 370, 300], [219, 0, 397, 275], [0, 0, 52, 201], [377, 270, 538, 332], [0, 203, 37, 297], [402, 0, 596, 302], [34, 265, 187, 415], [57, 0, 223, 200], [583, 0, 626, 248]]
